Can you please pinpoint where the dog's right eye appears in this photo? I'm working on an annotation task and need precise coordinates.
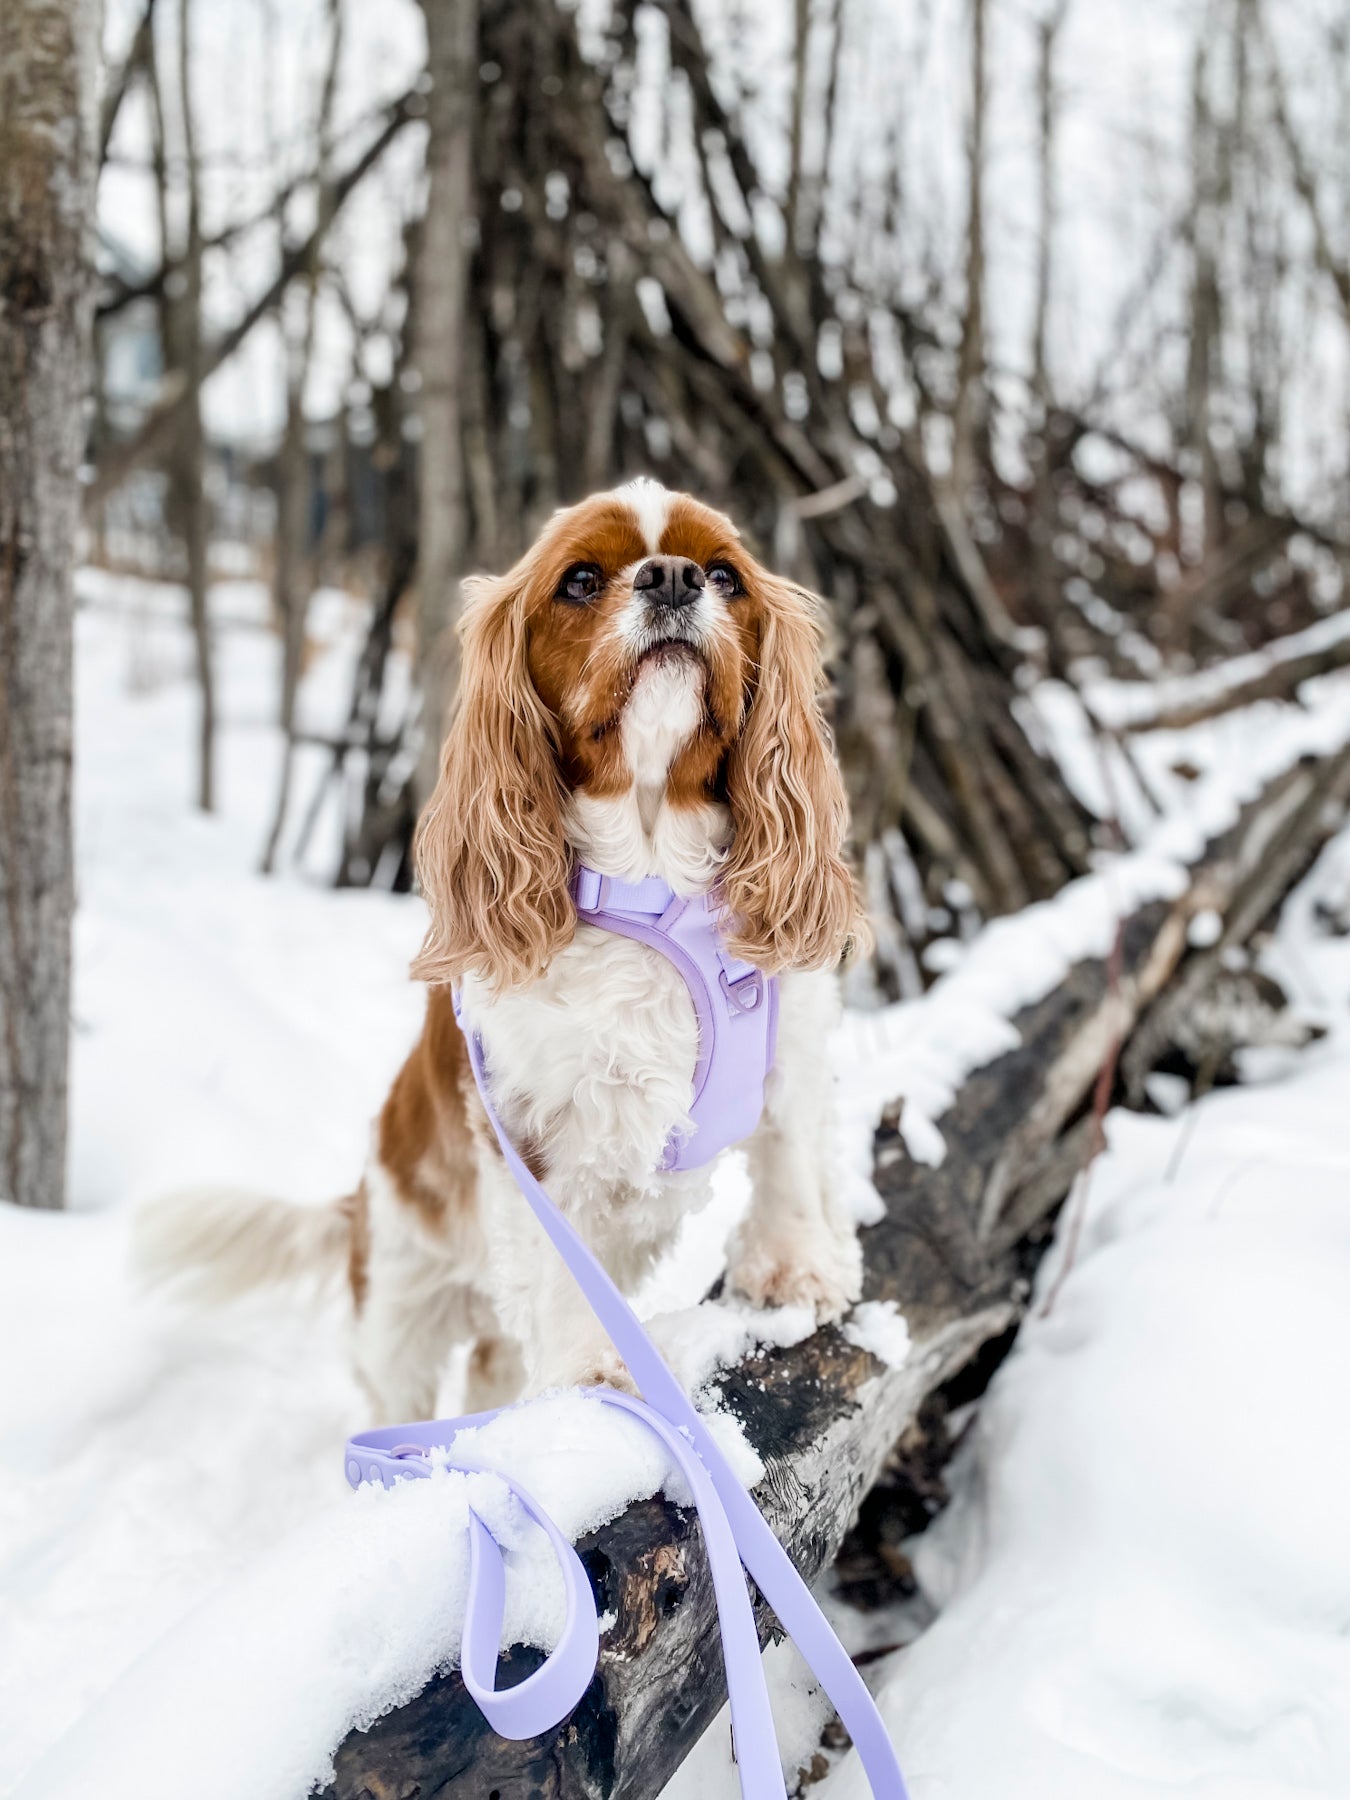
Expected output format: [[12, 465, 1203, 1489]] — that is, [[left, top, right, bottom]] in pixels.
[[557, 563, 602, 604]]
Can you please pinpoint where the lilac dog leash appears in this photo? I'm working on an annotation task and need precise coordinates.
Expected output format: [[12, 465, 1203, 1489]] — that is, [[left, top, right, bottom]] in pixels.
[[344, 916, 908, 1793]]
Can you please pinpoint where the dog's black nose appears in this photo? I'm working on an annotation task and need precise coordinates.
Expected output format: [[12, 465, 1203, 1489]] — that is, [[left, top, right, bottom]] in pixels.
[[634, 556, 704, 610]]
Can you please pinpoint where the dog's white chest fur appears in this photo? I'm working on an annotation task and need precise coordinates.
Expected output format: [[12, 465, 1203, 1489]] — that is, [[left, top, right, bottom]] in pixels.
[[461, 925, 701, 1201]]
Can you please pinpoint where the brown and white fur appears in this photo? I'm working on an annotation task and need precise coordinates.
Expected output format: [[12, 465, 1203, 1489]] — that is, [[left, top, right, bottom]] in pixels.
[[137, 479, 864, 1423]]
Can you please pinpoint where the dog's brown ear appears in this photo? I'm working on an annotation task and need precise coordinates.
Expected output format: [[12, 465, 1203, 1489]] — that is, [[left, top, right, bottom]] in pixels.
[[720, 575, 863, 972], [411, 570, 574, 992]]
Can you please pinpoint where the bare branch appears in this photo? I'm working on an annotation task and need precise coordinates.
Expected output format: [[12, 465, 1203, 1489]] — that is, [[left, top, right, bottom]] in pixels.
[[86, 91, 419, 509]]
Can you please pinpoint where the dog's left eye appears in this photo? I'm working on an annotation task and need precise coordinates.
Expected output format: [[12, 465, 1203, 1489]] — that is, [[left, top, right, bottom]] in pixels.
[[706, 562, 743, 599], [557, 563, 602, 604]]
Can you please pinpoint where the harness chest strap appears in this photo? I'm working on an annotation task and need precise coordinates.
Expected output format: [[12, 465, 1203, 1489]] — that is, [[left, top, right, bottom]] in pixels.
[[568, 862, 779, 1174]]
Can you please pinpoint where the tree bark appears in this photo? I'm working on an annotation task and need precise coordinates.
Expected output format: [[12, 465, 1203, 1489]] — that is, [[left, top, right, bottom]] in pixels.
[[0, 0, 101, 1210], [413, 0, 477, 808], [260, 0, 344, 873], [173, 0, 214, 812], [951, 0, 988, 503], [1030, 3, 1068, 410]]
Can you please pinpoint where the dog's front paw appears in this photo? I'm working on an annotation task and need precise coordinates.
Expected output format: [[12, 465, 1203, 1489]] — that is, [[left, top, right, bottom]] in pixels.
[[726, 1227, 862, 1325], [551, 1342, 639, 1397]]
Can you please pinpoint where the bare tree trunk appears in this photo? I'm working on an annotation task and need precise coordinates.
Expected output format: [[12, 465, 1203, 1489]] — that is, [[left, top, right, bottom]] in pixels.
[[261, 0, 344, 873], [1028, 1, 1069, 666], [413, 0, 477, 808], [1183, 20, 1227, 584], [951, 0, 988, 503], [796, 0, 842, 261], [786, 0, 810, 251], [175, 0, 215, 811], [1031, 2, 1068, 410], [259, 355, 312, 873], [0, 0, 102, 1210], [1257, 3, 1350, 325]]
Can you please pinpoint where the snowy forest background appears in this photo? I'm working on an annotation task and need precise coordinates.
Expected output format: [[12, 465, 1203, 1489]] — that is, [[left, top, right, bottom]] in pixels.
[[5, 0, 1350, 1796], [89, 0, 1350, 965]]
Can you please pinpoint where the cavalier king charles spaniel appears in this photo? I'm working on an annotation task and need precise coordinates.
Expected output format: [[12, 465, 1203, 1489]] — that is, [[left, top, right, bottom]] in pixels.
[[139, 478, 865, 1421]]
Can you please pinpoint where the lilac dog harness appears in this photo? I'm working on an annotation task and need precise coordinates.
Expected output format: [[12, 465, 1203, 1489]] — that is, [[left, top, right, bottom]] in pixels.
[[570, 861, 779, 1171], [343, 866, 908, 1797]]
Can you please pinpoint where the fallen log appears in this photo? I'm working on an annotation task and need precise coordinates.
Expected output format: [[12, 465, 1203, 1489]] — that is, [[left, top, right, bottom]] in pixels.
[[322, 742, 1350, 1800]]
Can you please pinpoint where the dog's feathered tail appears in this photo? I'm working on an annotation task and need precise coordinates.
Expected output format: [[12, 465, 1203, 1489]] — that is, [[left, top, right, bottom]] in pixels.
[[133, 1186, 354, 1305]]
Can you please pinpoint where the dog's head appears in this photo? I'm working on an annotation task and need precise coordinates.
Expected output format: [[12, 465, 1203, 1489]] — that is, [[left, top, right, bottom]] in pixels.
[[412, 478, 859, 991]]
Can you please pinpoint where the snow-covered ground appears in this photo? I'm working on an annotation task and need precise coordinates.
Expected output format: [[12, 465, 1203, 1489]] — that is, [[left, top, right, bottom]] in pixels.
[[2, 570, 1350, 1797], [0, 572, 424, 1795], [666, 802, 1350, 1800], [817, 824, 1350, 1800]]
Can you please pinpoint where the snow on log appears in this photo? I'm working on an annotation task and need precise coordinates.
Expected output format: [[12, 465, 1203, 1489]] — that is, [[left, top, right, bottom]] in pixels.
[[1089, 609, 1350, 735], [322, 741, 1350, 1800]]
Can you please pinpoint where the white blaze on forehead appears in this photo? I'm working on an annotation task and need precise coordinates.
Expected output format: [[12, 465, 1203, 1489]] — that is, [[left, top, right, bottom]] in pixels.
[[613, 476, 674, 555]]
